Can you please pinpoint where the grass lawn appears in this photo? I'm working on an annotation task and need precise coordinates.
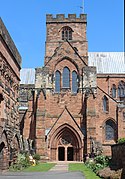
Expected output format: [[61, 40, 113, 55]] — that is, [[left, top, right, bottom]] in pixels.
[[69, 163, 101, 179], [23, 163, 55, 172]]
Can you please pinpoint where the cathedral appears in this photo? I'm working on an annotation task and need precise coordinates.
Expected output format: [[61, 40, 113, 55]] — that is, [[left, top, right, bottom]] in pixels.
[[0, 12, 125, 170], [19, 14, 125, 161]]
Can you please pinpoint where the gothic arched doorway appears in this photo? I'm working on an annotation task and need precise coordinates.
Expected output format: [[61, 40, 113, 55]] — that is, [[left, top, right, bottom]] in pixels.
[[49, 124, 83, 161]]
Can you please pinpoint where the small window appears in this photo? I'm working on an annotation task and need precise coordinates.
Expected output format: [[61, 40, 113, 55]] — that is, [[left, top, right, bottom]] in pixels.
[[55, 71, 61, 93], [62, 26, 73, 40], [105, 120, 116, 140], [118, 81, 125, 98], [123, 112, 125, 121], [72, 71, 78, 93], [112, 84, 116, 98], [63, 67, 70, 88], [103, 95, 109, 112]]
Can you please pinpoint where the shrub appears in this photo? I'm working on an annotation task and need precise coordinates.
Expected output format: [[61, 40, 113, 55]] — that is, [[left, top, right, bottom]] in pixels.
[[94, 155, 110, 167], [33, 153, 40, 161], [117, 138, 125, 144], [9, 153, 30, 171], [85, 155, 111, 173]]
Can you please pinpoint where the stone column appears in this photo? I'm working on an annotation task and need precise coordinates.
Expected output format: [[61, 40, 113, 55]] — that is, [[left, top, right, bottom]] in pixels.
[[65, 147, 67, 161]]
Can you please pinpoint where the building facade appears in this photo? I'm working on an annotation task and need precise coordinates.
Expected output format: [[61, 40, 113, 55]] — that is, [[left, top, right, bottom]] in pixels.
[[19, 14, 125, 161], [0, 18, 22, 170]]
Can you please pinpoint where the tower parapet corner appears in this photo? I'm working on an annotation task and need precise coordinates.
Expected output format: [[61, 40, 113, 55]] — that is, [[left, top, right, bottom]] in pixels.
[[46, 14, 53, 21], [80, 14, 87, 21]]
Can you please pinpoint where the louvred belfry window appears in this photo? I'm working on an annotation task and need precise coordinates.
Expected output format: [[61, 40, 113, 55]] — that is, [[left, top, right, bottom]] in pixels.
[[63, 67, 70, 88], [62, 26, 72, 40], [72, 71, 78, 93], [55, 71, 61, 93]]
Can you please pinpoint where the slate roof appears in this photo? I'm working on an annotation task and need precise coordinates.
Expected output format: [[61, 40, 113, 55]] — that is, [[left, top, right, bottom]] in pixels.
[[88, 52, 125, 74], [20, 68, 35, 84]]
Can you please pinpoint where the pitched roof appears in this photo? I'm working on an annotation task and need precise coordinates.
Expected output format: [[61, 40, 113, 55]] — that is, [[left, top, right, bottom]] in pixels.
[[20, 52, 125, 84], [88, 52, 125, 74], [20, 68, 35, 84]]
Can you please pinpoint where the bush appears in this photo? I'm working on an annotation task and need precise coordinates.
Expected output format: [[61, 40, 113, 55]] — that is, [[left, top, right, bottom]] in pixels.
[[33, 153, 40, 161], [85, 155, 111, 173], [95, 155, 110, 167], [117, 138, 125, 144], [10, 153, 30, 171]]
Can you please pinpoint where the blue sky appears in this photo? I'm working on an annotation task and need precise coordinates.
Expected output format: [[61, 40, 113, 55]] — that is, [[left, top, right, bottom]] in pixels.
[[1, 0, 124, 68]]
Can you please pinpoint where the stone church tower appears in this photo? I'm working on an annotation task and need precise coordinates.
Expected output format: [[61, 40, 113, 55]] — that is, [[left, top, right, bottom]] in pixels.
[[34, 14, 96, 161]]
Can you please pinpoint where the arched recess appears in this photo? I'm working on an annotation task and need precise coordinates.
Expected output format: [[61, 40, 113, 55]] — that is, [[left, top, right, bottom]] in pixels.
[[10, 134, 20, 162], [49, 123, 83, 161], [54, 56, 80, 75], [0, 131, 9, 170]]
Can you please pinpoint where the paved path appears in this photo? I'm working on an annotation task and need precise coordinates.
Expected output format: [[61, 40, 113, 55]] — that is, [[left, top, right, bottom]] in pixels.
[[49, 161, 68, 171], [0, 171, 85, 179], [0, 162, 85, 179]]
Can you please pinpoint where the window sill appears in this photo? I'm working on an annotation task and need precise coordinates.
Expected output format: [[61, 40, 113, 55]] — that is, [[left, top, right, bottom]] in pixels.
[[103, 140, 116, 145], [103, 111, 109, 114]]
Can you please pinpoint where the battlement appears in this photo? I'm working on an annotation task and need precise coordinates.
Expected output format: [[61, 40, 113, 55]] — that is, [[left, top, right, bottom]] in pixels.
[[46, 14, 87, 23]]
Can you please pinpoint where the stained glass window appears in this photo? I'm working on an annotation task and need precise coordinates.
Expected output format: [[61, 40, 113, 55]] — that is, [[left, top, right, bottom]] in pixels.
[[103, 96, 109, 112], [55, 71, 61, 92], [105, 120, 116, 140], [72, 71, 78, 93], [63, 67, 70, 88]]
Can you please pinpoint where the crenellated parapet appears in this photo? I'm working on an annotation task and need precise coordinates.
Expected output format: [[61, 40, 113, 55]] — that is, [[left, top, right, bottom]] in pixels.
[[46, 14, 87, 23]]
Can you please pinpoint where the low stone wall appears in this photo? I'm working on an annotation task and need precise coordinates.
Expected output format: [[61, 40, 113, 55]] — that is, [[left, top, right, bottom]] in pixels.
[[111, 143, 125, 170]]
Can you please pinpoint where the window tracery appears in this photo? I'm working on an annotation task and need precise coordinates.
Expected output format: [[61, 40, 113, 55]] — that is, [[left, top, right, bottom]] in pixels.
[[62, 26, 73, 40], [105, 120, 116, 140]]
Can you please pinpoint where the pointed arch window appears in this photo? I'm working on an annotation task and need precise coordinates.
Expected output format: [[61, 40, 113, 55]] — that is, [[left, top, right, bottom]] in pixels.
[[72, 71, 78, 93], [103, 95, 109, 112], [62, 26, 73, 40], [63, 67, 70, 88], [55, 71, 61, 93], [105, 120, 116, 140], [118, 81, 125, 98], [112, 84, 116, 98]]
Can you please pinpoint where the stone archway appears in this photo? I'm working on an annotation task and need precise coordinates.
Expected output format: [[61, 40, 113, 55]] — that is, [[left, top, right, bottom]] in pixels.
[[49, 124, 83, 161], [0, 132, 9, 170]]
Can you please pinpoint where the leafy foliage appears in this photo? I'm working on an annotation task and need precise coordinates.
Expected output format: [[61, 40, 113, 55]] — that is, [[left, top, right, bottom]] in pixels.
[[9, 153, 30, 171], [33, 153, 40, 161], [85, 155, 111, 173], [117, 138, 125, 144]]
